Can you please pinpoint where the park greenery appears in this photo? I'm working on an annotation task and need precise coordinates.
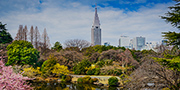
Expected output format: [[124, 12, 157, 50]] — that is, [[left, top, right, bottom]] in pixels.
[[0, 0, 180, 89], [6, 40, 40, 66], [0, 22, 13, 44]]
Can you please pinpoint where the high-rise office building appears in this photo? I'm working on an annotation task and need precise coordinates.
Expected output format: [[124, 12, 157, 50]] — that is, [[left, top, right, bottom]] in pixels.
[[119, 36, 130, 48], [91, 5, 101, 45], [132, 36, 145, 50]]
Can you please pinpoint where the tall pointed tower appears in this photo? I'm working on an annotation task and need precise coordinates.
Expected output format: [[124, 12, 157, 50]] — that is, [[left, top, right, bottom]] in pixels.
[[91, 5, 101, 45]]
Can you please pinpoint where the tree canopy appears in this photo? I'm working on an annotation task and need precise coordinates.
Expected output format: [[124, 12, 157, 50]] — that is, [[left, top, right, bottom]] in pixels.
[[161, 0, 180, 46], [161, 0, 180, 29], [51, 41, 62, 52], [6, 40, 39, 66], [0, 22, 13, 44]]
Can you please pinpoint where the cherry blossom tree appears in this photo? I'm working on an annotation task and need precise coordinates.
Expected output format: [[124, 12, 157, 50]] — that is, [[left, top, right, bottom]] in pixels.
[[0, 58, 33, 90]]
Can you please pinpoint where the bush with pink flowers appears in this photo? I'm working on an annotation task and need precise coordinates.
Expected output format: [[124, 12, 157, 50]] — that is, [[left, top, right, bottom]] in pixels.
[[0, 59, 33, 90]]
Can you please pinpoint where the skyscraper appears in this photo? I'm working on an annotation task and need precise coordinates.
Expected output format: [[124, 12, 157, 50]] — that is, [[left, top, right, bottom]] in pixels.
[[91, 5, 101, 45], [119, 36, 130, 48], [132, 36, 145, 50]]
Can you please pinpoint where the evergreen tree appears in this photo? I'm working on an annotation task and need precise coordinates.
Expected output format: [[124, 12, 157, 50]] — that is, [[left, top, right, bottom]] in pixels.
[[161, 0, 180, 46], [51, 41, 62, 52], [0, 22, 13, 44]]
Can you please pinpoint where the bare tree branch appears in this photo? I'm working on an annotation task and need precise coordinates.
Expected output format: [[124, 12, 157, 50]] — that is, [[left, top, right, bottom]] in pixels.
[[64, 39, 91, 50]]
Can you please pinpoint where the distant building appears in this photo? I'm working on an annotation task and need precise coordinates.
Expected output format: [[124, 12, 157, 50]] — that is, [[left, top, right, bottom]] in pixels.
[[143, 41, 158, 51], [104, 42, 110, 46], [91, 5, 101, 45], [129, 39, 133, 49], [119, 36, 131, 48], [132, 36, 145, 50]]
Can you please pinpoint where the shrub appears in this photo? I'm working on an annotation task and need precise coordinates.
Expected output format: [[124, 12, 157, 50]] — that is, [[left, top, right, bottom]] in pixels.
[[41, 54, 57, 77], [77, 77, 83, 83], [51, 63, 69, 76], [94, 68, 100, 75], [96, 60, 105, 67], [108, 77, 118, 86], [114, 69, 122, 75], [100, 73, 105, 75], [86, 69, 95, 75], [6, 40, 39, 66], [73, 59, 91, 75], [23, 66, 42, 78], [0, 60, 33, 89]]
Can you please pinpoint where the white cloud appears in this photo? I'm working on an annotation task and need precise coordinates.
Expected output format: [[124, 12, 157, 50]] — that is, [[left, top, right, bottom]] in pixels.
[[0, 1, 176, 47], [119, 0, 147, 4]]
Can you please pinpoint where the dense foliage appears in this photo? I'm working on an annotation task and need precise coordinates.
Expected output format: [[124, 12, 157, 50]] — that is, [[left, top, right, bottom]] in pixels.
[[23, 67, 42, 78], [77, 76, 98, 84], [0, 60, 32, 89], [155, 56, 180, 71], [51, 41, 62, 52], [51, 63, 69, 76], [161, 0, 180, 29], [108, 77, 119, 86], [161, 0, 180, 46], [0, 22, 13, 44], [41, 54, 57, 77], [73, 59, 91, 75], [162, 32, 180, 46], [6, 40, 39, 66]]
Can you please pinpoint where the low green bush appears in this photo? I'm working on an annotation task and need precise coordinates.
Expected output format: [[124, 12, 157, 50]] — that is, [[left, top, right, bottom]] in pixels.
[[77, 76, 98, 84], [86, 69, 95, 75], [94, 68, 100, 75], [108, 77, 118, 86], [77, 78, 83, 83]]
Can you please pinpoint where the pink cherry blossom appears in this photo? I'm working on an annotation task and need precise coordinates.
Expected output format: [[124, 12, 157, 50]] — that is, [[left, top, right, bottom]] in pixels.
[[0, 58, 33, 90]]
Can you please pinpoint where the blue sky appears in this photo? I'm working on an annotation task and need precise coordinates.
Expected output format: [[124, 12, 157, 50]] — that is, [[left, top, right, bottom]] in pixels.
[[0, 0, 178, 47]]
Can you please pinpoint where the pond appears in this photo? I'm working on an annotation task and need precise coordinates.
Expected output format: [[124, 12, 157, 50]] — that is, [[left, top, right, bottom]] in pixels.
[[31, 82, 122, 90]]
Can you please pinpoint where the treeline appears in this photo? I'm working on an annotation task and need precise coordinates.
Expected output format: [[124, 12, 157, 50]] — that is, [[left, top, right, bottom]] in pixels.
[[15, 25, 50, 55]]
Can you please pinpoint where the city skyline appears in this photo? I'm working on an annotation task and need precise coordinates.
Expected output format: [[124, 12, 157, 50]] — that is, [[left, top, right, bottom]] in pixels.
[[0, 0, 178, 46]]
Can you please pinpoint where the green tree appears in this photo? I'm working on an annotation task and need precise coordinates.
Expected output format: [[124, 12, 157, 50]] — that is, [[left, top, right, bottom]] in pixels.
[[0, 22, 13, 44], [51, 41, 62, 52], [161, 0, 180, 46], [162, 32, 180, 46], [159, 2, 180, 89], [41, 54, 57, 77], [73, 59, 91, 75], [6, 40, 39, 66]]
